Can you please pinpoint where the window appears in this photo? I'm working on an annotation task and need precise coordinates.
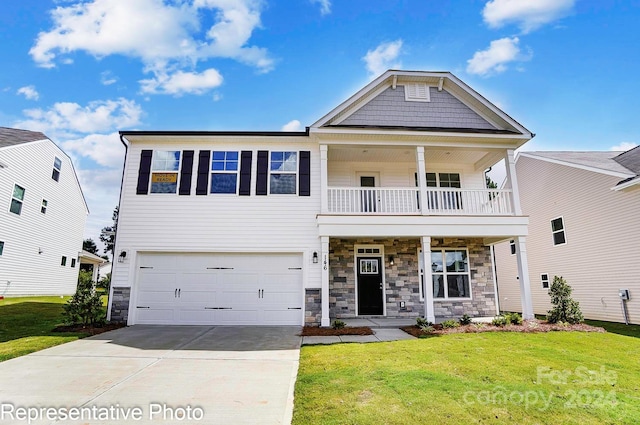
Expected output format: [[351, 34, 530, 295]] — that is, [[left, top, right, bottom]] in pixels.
[[10, 184, 25, 215], [52, 157, 62, 181], [150, 151, 180, 193], [41, 199, 48, 214], [510, 240, 516, 255], [0, 241, 4, 256], [61, 256, 67, 266], [71, 258, 76, 268], [359, 259, 379, 274], [404, 83, 430, 102], [357, 248, 381, 254], [416, 172, 462, 210], [210, 151, 238, 194], [551, 217, 566, 245], [431, 249, 471, 299], [541, 273, 550, 289], [270, 151, 297, 194]]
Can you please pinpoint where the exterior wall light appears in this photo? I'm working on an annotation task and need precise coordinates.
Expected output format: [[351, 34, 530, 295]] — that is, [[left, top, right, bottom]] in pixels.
[[389, 255, 394, 266], [312, 252, 319, 263]]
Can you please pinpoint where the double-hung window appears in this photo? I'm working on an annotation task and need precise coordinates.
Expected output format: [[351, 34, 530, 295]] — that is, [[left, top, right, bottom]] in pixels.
[[41, 199, 48, 214], [150, 151, 180, 193], [52, 157, 62, 181], [416, 172, 462, 210], [270, 151, 297, 194], [211, 151, 238, 194], [431, 249, 471, 299], [10, 184, 25, 215], [551, 217, 566, 245], [541, 273, 550, 289]]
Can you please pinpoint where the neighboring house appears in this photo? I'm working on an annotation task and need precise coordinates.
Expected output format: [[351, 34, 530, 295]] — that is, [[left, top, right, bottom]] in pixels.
[[79, 250, 107, 283], [495, 149, 640, 324], [108, 70, 534, 326], [0, 127, 88, 296]]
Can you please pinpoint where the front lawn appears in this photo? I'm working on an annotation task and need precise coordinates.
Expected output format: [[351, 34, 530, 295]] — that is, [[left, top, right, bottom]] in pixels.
[[0, 296, 97, 362], [293, 332, 640, 424]]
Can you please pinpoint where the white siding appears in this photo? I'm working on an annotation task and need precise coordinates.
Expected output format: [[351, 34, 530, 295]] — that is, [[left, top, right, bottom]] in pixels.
[[111, 138, 321, 294], [495, 156, 640, 323], [0, 141, 87, 295]]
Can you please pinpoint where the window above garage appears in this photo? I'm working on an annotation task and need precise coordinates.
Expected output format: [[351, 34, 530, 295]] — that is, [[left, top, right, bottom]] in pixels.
[[150, 151, 181, 194]]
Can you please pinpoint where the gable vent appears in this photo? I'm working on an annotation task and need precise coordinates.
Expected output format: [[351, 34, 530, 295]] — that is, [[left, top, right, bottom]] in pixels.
[[404, 83, 430, 102]]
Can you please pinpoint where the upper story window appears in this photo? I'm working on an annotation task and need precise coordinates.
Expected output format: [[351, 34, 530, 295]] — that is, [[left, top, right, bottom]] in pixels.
[[41, 199, 48, 214], [0, 241, 4, 256], [541, 273, 550, 289], [404, 83, 430, 102], [270, 151, 297, 194], [10, 184, 25, 215], [211, 151, 238, 194], [551, 217, 566, 245], [71, 258, 76, 268], [52, 157, 62, 181], [431, 249, 470, 299], [509, 240, 516, 255], [150, 151, 180, 194], [61, 256, 67, 266]]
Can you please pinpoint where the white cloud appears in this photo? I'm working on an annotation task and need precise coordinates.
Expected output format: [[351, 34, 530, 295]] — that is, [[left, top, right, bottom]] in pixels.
[[363, 40, 403, 77], [483, 0, 575, 33], [30, 0, 273, 92], [140, 68, 223, 96], [281, 120, 303, 132], [610, 142, 638, 152], [17, 85, 39, 100], [466, 37, 522, 76], [311, 0, 331, 15], [100, 71, 117, 86], [14, 98, 142, 137], [61, 132, 125, 168]]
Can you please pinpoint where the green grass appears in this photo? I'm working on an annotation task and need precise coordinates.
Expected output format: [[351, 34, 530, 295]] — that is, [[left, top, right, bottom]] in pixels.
[[293, 332, 640, 425], [584, 319, 640, 338], [0, 296, 95, 362]]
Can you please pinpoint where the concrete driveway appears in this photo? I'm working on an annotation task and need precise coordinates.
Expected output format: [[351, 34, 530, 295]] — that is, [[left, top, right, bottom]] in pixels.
[[0, 326, 301, 425]]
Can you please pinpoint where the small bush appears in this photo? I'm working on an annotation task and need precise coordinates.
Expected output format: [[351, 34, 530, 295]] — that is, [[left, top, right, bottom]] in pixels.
[[441, 319, 460, 329], [416, 317, 433, 328], [503, 312, 523, 325], [547, 276, 583, 324], [473, 322, 486, 330], [332, 319, 346, 330], [419, 325, 435, 335], [63, 270, 105, 327], [492, 316, 507, 327], [459, 314, 472, 325]]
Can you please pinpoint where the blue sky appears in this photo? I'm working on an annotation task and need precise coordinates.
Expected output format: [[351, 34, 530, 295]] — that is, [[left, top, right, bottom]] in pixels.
[[1, 0, 639, 251]]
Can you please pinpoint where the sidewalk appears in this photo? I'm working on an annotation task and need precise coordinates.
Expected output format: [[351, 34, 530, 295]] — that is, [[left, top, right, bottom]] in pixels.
[[302, 328, 415, 345]]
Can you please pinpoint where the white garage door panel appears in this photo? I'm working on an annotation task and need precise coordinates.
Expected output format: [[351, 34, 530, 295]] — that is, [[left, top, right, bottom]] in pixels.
[[134, 253, 303, 325]]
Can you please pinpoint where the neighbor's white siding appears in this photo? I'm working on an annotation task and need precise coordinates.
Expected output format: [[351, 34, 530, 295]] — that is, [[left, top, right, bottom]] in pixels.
[[495, 155, 640, 323], [0, 140, 87, 295], [111, 138, 321, 293]]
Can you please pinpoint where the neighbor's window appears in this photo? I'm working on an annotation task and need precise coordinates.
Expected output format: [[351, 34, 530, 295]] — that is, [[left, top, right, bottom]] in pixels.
[[61, 256, 67, 266], [431, 249, 471, 299], [10, 184, 25, 215], [52, 157, 62, 181], [71, 258, 76, 268], [541, 273, 550, 289], [510, 240, 516, 255], [210, 151, 238, 194], [551, 217, 566, 245], [41, 199, 48, 214], [150, 151, 180, 193], [0, 241, 4, 256], [270, 151, 297, 194]]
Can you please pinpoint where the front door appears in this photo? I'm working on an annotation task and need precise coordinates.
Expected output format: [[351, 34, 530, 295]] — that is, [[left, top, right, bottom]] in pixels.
[[360, 176, 377, 212], [357, 257, 383, 315]]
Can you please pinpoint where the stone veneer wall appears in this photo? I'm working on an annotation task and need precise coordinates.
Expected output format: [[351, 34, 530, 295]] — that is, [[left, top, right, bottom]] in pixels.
[[305, 289, 322, 326], [109, 287, 131, 323], [431, 238, 497, 319]]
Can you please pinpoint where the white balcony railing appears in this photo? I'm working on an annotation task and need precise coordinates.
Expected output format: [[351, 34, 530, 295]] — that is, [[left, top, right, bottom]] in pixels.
[[326, 187, 514, 216]]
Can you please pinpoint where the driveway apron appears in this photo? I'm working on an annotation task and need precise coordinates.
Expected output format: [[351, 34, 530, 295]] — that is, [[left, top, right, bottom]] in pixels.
[[0, 326, 301, 425]]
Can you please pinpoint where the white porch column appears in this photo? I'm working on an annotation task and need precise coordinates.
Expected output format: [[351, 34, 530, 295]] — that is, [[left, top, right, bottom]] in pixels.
[[515, 236, 534, 319], [91, 265, 99, 283], [320, 144, 328, 214], [320, 236, 331, 327], [416, 146, 429, 216], [504, 149, 522, 215], [421, 236, 436, 322]]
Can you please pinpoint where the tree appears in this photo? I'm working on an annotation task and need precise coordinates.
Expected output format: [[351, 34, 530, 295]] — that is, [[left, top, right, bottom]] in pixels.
[[83, 238, 99, 255], [63, 270, 105, 327], [547, 276, 584, 324], [486, 175, 498, 190], [100, 206, 119, 258]]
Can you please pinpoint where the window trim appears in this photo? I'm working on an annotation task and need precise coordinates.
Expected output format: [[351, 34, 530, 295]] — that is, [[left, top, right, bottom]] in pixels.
[[210, 150, 239, 195], [268, 151, 298, 195], [52, 156, 62, 182], [430, 248, 472, 300], [541, 273, 550, 289], [149, 150, 182, 194], [9, 183, 26, 215], [551, 216, 567, 246]]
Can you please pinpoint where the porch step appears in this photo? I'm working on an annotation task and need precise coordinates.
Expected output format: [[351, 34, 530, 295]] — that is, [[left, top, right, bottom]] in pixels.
[[342, 318, 416, 329]]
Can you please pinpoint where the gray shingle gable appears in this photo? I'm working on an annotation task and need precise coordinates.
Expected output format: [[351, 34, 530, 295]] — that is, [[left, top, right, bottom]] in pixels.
[[0, 127, 48, 148], [335, 86, 497, 130], [613, 145, 640, 175]]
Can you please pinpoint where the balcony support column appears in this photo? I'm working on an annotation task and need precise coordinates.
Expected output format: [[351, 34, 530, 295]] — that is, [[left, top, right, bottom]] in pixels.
[[320, 145, 328, 214], [416, 146, 429, 216], [320, 236, 331, 327], [504, 149, 522, 215], [421, 236, 436, 322]]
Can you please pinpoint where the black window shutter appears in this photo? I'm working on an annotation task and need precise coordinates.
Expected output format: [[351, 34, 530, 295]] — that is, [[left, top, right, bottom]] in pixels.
[[256, 150, 268, 195], [239, 151, 252, 196], [299, 151, 311, 196], [179, 150, 194, 195], [136, 150, 153, 195], [196, 150, 210, 195]]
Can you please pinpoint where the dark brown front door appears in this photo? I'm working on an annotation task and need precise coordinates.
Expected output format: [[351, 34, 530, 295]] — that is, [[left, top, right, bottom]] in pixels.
[[357, 257, 383, 315]]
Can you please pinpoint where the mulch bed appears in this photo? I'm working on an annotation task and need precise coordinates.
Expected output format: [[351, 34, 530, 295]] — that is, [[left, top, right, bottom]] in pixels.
[[53, 322, 126, 336], [401, 320, 606, 338], [300, 326, 374, 336]]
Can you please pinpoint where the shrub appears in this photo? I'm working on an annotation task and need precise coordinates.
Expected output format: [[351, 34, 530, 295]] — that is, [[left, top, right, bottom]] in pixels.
[[63, 270, 105, 327], [492, 316, 507, 327], [547, 276, 584, 324], [441, 319, 460, 329], [332, 319, 346, 330], [459, 314, 472, 325], [503, 312, 523, 325], [416, 317, 433, 328], [419, 325, 435, 335]]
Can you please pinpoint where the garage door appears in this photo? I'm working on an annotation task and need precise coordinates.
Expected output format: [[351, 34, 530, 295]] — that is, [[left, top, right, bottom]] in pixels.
[[133, 253, 303, 325]]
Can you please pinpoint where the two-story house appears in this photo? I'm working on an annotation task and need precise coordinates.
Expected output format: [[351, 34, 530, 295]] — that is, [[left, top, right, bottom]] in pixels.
[[0, 127, 88, 296], [108, 70, 534, 327]]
